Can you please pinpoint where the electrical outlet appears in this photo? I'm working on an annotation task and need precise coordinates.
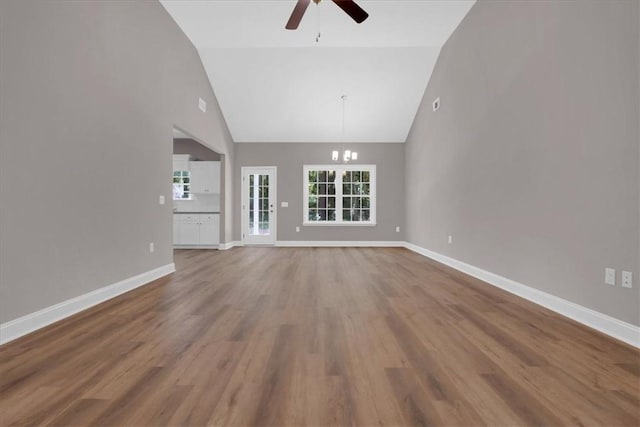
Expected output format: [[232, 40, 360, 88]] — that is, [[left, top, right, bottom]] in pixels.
[[605, 268, 615, 286], [622, 271, 633, 288], [281, 201, 289, 207], [198, 97, 207, 112], [149, 242, 155, 253], [296, 226, 300, 233], [159, 195, 165, 205], [396, 226, 400, 233], [448, 235, 452, 244]]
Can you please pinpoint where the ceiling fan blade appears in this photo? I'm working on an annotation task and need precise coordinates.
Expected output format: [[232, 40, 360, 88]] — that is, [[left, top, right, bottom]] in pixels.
[[286, 0, 311, 30], [331, 0, 369, 24]]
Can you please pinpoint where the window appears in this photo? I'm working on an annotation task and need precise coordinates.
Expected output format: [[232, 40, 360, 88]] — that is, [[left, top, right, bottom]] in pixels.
[[303, 165, 376, 225], [173, 170, 191, 200]]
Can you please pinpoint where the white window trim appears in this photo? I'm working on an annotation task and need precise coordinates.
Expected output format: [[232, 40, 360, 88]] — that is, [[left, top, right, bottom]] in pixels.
[[303, 164, 376, 227]]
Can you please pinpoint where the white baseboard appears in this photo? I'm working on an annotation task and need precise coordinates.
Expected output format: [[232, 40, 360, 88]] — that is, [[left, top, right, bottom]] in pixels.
[[219, 241, 242, 250], [4, 243, 636, 349], [276, 240, 405, 247], [404, 242, 640, 348], [0, 263, 175, 345]]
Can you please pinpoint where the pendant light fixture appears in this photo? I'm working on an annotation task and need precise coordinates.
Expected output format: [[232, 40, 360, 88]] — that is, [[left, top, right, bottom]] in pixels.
[[333, 94, 357, 162]]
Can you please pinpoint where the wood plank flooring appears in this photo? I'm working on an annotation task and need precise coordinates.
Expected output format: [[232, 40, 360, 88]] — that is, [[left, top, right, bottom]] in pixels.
[[1, 247, 638, 426]]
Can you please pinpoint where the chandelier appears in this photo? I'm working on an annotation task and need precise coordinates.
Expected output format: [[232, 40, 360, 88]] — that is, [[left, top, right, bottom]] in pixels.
[[333, 95, 358, 163]]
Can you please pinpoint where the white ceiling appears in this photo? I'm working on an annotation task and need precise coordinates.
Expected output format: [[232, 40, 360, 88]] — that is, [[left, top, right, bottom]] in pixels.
[[160, 0, 475, 143]]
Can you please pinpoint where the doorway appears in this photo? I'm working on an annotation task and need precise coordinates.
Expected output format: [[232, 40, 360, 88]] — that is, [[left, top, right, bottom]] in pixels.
[[172, 126, 223, 249], [241, 167, 277, 245]]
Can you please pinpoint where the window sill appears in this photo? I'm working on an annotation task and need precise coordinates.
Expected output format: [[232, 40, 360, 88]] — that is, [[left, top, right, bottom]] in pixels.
[[302, 221, 377, 227]]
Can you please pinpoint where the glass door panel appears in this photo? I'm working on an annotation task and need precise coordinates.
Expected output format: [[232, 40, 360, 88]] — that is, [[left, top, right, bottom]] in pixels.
[[242, 167, 276, 245]]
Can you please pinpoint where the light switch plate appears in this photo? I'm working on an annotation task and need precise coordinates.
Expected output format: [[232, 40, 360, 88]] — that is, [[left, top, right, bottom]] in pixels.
[[281, 201, 289, 207], [159, 195, 165, 205], [605, 268, 615, 286]]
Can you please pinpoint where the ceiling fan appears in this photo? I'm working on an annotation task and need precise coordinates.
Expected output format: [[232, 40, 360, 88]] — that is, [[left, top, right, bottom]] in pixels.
[[285, 0, 369, 30]]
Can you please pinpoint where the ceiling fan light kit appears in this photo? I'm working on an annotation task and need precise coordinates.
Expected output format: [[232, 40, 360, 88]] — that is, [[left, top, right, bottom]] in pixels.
[[285, 0, 369, 30]]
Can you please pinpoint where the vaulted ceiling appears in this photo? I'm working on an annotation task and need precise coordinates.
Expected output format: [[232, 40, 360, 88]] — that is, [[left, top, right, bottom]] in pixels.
[[160, 0, 475, 143]]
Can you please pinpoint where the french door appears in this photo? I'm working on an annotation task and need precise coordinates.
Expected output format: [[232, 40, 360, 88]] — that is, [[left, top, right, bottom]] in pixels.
[[241, 167, 277, 245]]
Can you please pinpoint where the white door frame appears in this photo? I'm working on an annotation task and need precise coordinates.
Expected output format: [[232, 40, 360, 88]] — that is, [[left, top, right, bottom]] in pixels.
[[241, 166, 277, 245]]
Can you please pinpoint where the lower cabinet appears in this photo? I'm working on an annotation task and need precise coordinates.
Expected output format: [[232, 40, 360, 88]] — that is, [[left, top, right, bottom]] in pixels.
[[179, 214, 200, 245], [198, 214, 220, 245], [174, 213, 220, 247]]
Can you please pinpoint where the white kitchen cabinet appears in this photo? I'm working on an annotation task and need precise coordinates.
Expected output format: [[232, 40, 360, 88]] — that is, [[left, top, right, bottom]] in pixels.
[[173, 213, 220, 247], [199, 214, 220, 245], [179, 214, 200, 245], [190, 161, 220, 194]]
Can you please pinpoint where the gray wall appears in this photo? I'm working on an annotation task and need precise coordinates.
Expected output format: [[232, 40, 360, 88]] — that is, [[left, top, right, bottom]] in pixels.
[[174, 138, 221, 161], [405, 0, 640, 325], [0, 1, 234, 323], [234, 143, 405, 242]]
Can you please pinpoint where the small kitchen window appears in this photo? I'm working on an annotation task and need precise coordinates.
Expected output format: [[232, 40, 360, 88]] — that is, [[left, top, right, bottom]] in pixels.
[[173, 170, 191, 200]]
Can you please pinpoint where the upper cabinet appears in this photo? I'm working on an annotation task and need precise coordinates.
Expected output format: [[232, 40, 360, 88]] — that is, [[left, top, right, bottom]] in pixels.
[[190, 161, 220, 194]]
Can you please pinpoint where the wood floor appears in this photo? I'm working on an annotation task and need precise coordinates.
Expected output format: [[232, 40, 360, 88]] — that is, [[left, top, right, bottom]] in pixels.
[[1, 247, 638, 426]]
